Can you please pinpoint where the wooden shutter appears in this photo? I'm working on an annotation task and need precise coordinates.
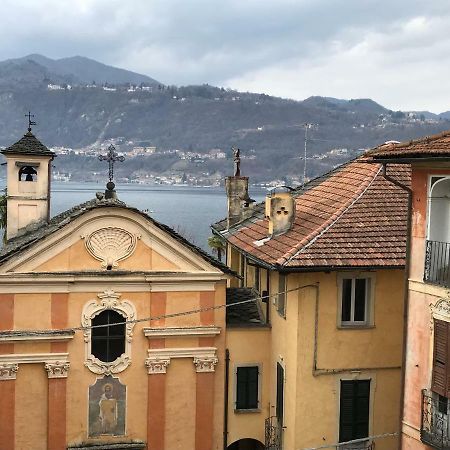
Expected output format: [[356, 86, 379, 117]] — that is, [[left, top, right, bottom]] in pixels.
[[339, 380, 370, 443], [276, 363, 284, 424], [432, 319, 450, 396], [236, 366, 259, 409]]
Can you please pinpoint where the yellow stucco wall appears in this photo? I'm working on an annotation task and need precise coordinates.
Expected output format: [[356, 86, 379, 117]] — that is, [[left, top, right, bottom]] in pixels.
[[226, 327, 271, 447], [268, 269, 404, 450]]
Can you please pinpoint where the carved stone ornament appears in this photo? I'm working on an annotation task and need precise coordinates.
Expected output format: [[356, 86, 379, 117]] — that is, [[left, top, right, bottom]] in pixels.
[[0, 363, 19, 380], [45, 361, 70, 379], [145, 357, 171, 374], [193, 356, 218, 373], [83, 227, 139, 268], [82, 290, 137, 375], [430, 295, 450, 331]]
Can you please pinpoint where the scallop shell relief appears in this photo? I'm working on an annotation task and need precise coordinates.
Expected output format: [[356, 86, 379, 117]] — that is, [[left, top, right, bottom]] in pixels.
[[85, 227, 138, 268]]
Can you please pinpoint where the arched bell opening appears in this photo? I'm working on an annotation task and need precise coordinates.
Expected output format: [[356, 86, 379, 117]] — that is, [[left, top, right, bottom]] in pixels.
[[18, 165, 38, 182]]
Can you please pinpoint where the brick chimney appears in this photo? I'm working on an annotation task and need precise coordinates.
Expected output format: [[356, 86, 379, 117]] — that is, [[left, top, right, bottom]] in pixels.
[[265, 190, 295, 236]]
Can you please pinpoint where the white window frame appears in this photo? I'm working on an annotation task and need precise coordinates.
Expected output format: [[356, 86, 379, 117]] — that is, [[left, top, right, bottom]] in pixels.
[[337, 273, 375, 327], [233, 363, 262, 413]]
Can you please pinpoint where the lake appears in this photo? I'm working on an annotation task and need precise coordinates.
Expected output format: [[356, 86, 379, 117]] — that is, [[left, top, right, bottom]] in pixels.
[[48, 182, 267, 253]]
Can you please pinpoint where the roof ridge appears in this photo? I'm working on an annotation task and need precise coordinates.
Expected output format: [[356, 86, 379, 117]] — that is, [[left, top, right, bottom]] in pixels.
[[219, 159, 359, 234], [366, 128, 450, 156], [275, 163, 383, 266]]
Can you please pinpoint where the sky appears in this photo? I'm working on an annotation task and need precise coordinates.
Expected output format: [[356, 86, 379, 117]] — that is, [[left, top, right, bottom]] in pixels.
[[0, 0, 449, 113]]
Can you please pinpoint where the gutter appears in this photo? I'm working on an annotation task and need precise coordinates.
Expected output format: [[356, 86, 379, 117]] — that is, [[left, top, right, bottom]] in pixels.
[[380, 163, 413, 450]]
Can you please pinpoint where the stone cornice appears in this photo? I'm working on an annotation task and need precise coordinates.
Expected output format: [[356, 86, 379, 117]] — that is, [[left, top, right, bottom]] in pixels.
[[0, 353, 69, 364], [146, 347, 218, 374], [143, 326, 221, 338], [0, 273, 224, 293], [0, 330, 74, 344], [0, 353, 70, 380]]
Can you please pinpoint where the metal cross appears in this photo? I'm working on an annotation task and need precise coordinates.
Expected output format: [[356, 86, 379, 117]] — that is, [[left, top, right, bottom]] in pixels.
[[98, 145, 125, 182], [25, 111, 36, 132]]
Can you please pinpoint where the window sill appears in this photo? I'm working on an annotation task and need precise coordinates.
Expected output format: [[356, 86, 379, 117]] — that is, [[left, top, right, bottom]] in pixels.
[[234, 408, 261, 414], [338, 324, 375, 330]]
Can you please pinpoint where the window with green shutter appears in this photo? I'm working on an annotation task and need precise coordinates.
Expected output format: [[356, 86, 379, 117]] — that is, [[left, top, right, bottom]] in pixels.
[[236, 366, 259, 410], [339, 380, 370, 443]]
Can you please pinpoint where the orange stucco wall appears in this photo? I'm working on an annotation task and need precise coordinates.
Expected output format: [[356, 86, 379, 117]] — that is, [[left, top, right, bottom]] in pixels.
[[402, 164, 450, 449], [0, 225, 228, 450]]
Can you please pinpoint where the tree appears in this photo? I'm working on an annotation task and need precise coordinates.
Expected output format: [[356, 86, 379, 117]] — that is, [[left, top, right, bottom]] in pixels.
[[207, 235, 226, 261]]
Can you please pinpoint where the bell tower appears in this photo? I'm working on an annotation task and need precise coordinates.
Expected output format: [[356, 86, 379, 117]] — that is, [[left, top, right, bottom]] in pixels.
[[1, 124, 55, 240]]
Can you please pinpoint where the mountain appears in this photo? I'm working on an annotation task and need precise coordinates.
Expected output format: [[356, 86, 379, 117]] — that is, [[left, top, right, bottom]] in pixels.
[[0, 55, 448, 183], [0, 54, 160, 88]]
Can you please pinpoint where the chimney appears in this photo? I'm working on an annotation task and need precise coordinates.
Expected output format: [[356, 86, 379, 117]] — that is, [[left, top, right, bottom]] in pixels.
[[265, 189, 295, 236], [225, 147, 255, 228], [225, 176, 251, 228]]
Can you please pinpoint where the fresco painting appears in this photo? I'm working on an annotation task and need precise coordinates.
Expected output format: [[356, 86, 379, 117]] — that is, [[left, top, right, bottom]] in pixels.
[[88, 376, 126, 437]]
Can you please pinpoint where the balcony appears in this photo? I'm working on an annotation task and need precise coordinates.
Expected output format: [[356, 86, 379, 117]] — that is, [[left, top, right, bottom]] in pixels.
[[265, 416, 281, 450], [421, 390, 450, 449], [424, 241, 450, 288]]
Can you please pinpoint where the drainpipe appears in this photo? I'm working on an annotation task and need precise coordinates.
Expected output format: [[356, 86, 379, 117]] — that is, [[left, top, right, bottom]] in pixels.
[[223, 348, 230, 450], [381, 163, 413, 450], [311, 280, 401, 375]]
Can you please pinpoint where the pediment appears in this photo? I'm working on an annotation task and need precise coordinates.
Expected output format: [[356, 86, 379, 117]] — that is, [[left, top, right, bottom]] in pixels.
[[0, 207, 224, 275]]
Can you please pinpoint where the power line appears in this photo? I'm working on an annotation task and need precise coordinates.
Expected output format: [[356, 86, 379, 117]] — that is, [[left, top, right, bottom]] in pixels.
[[299, 432, 398, 450], [4, 284, 318, 335]]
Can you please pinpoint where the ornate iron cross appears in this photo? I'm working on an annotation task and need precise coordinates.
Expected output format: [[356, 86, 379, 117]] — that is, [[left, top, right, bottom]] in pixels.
[[98, 145, 125, 182]]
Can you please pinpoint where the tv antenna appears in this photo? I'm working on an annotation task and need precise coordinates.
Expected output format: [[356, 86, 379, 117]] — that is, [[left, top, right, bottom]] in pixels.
[[303, 123, 318, 184]]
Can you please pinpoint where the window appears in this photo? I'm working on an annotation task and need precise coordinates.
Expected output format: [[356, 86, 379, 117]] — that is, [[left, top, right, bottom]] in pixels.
[[339, 380, 370, 444], [236, 366, 259, 410], [277, 274, 286, 317], [91, 310, 126, 363], [82, 290, 136, 375], [340, 277, 372, 326]]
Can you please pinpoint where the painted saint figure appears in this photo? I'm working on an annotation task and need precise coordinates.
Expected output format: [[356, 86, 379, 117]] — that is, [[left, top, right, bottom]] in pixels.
[[89, 376, 125, 437], [99, 383, 118, 433]]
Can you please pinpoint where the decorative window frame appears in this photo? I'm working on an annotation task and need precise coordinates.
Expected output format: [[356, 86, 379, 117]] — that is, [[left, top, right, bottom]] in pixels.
[[82, 290, 136, 375]]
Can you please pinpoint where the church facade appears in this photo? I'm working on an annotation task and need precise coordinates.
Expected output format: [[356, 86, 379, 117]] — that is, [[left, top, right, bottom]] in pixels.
[[0, 130, 253, 450]]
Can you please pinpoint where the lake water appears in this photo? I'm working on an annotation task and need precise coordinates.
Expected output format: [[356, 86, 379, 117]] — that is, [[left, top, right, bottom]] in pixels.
[[48, 182, 266, 253]]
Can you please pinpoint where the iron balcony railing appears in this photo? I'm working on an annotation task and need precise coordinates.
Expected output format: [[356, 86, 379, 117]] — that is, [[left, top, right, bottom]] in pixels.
[[265, 416, 282, 450], [421, 389, 450, 449], [424, 240, 450, 288]]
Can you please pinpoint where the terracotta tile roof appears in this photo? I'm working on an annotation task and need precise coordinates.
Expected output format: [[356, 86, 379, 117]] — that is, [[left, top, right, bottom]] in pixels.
[[366, 129, 450, 160], [213, 158, 410, 270], [1, 131, 55, 157]]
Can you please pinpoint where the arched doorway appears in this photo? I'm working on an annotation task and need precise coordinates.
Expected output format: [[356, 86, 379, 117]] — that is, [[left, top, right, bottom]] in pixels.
[[427, 177, 450, 285], [227, 438, 264, 450]]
